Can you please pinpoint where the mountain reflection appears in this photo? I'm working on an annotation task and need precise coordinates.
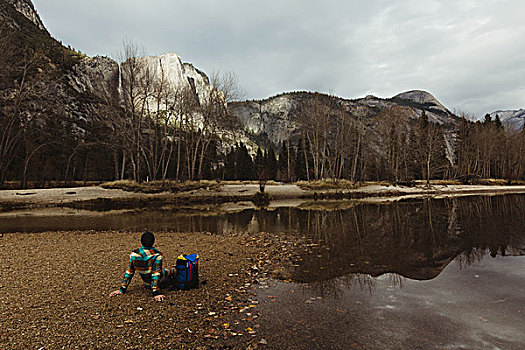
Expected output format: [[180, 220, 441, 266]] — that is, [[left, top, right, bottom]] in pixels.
[[263, 195, 525, 284]]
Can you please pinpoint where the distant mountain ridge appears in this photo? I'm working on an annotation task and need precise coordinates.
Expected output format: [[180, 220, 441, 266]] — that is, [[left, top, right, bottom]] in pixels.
[[230, 89, 459, 162], [4, 0, 521, 131], [488, 109, 525, 131]]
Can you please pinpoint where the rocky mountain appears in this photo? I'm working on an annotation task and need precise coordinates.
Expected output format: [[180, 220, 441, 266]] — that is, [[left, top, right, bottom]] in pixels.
[[489, 109, 525, 131], [1, 0, 215, 126], [67, 56, 120, 98], [67, 53, 212, 109], [2, 0, 45, 31], [136, 53, 213, 106], [2, 0, 462, 147], [230, 90, 459, 162]]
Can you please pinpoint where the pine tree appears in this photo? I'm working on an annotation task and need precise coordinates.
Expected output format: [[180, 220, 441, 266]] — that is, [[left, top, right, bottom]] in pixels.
[[277, 141, 288, 182], [494, 114, 503, 129], [295, 138, 307, 180], [420, 110, 429, 129], [237, 143, 254, 180], [254, 147, 264, 177], [224, 146, 236, 180], [265, 148, 278, 180]]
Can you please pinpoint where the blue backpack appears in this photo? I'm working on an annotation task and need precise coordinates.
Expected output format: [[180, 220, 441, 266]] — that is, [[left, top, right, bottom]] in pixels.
[[174, 253, 199, 290]]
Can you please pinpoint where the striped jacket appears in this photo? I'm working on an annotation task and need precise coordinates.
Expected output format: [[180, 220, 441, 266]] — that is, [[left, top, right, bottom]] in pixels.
[[119, 246, 165, 296]]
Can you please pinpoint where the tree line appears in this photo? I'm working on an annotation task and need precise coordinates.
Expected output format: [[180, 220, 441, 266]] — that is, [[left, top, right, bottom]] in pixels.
[[455, 114, 525, 180]]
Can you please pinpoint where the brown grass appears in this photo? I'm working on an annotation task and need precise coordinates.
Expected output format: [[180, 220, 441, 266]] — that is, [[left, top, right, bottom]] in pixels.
[[295, 179, 359, 191], [100, 180, 222, 194]]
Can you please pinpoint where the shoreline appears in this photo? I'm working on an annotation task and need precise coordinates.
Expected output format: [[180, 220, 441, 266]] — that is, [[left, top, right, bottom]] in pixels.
[[1, 183, 525, 211]]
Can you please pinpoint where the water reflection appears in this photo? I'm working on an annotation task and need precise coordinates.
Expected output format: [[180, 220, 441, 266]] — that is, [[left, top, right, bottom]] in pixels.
[[285, 195, 525, 284], [3, 195, 524, 285]]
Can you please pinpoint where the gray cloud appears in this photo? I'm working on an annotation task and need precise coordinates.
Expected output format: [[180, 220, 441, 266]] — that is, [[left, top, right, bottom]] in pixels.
[[33, 0, 525, 116]]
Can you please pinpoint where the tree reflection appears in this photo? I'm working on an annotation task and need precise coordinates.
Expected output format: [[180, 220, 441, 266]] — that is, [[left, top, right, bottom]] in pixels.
[[275, 195, 525, 288]]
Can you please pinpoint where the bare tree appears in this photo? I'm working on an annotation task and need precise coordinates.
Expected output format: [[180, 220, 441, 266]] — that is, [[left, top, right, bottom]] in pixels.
[[0, 44, 50, 185], [374, 106, 412, 182], [297, 94, 336, 180], [118, 38, 150, 182], [349, 107, 367, 183], [421, 122, 447, 185]]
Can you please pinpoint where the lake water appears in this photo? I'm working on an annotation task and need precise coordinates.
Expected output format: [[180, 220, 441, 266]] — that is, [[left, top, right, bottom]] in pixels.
[[2, 194, 524, 349]]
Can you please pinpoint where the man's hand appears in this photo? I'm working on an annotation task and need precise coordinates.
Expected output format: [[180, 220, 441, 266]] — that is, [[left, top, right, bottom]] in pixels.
[[109, 290, 123, 297], [154, 294, 166, 302]]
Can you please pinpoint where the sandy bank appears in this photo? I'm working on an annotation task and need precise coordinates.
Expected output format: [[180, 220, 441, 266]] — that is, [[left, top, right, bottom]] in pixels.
[[1, 183, 525, 210]]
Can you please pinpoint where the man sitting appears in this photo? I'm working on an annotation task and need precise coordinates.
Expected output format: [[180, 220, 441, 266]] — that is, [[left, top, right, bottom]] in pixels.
[[109, 231, 171, 302]]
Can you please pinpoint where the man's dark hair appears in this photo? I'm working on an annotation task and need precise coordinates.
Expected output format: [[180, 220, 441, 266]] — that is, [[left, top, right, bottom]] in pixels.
[[141, 231, 155, 247]]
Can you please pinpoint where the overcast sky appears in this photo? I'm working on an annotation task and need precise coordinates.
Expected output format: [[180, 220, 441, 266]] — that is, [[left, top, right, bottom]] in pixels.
[[32, 0, 525, 117]]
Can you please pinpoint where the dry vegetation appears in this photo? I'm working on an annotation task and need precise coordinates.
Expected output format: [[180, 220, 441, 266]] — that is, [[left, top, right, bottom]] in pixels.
[[100, 180, 222, 194], [294, 179, 359, 191], [295, 179, 525, 191]]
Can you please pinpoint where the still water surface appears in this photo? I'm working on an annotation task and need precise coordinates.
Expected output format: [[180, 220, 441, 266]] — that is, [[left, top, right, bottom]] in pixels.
[[2, 194, 524, 349], [251, 195, 525, 349]]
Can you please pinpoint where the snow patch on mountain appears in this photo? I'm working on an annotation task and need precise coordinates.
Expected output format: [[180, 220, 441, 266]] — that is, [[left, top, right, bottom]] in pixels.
[[489, 109, 525, 131]]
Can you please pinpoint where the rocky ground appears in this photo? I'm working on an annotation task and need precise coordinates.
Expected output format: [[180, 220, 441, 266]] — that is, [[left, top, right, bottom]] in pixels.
[[0, 230, 302, 349]]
